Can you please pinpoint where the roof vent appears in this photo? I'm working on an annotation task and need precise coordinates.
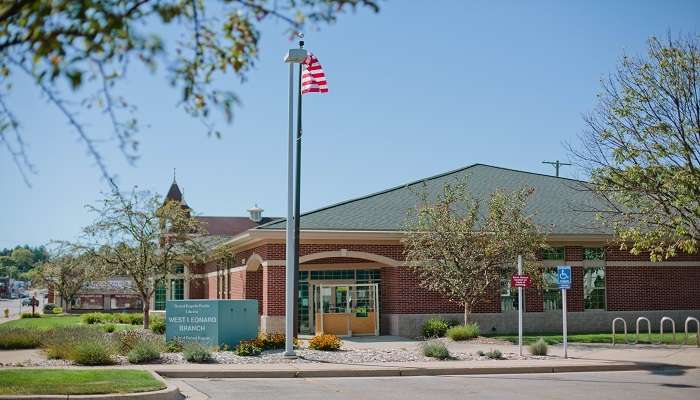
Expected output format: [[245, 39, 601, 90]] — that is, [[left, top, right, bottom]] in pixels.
[[247, 204, 264, 223]]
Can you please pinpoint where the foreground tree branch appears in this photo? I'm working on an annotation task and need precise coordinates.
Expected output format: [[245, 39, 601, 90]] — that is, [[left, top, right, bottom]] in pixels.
[[0, 0, 380, 185], [570, 34, 700, 261]]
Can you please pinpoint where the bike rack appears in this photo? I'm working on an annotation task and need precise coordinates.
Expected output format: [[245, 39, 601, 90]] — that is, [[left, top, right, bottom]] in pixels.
[[634, 317, 652, 345], [612, 317, 628, 346], [685, 317, 699, 347], [658, 316, 676, 345]]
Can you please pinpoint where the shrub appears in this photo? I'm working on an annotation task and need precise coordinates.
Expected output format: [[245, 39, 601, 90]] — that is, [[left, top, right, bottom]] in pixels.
[[43, 303, 56, 314], [446, 319, 461, 328], [51, 307, 63, 314], [127, 313, 144, 325], [446, 323, 480, 341], [81, 313, 104, 324], [422, 317, 449, 338], [235, 341, 262, 356], [150, 317, 166, 334], [165, 338, 184, 353], [422, 340, 450, 360], [478, 349, 503, 360], [183, 342, 212, 363], [308, 334, 342, 351], [115, 330, 141, 354], [127, 340, 161, 364], [73, 340, 115, 365], [20, 312, 41, 319], [0, 327, 42, 349], [3, 308, 9, 318], [115, 330, 159, 355], [42, 326, 104, 360], [103, 323, 116, 333], [529, 338, 548, 356], [251, 333, 300, 350]]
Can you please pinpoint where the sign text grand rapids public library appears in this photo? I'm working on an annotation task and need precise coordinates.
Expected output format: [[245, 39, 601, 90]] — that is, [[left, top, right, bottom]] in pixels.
[[165, 300, 258, 347]]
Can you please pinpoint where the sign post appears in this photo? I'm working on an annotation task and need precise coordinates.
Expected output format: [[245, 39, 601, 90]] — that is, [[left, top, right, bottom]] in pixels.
[[557, 265, 572, 359], [511, 257, 531, 357], [516, 256, 523, 356]]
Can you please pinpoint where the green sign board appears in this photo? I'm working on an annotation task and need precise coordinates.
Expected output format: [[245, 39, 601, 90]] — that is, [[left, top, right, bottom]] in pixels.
[[165, 300, 258, 347]]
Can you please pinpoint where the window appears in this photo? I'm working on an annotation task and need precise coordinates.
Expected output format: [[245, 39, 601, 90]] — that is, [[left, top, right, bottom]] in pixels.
[[583, 248, 605, 261], [584, 267, 606, 310], [174, 264, 185, 274], [500, 271, 519, 312], [542, 268, 562, 310], [154, 280, 166, 310], [542, 247, 565, 260], [171, 279, 184, 300]]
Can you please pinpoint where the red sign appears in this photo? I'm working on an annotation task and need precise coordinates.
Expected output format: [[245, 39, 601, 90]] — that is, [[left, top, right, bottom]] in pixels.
[[511, 275, 532, 288]]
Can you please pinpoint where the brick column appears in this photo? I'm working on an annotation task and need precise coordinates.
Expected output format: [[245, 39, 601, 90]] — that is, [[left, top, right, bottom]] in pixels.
[[246, 270, 263, 315], [565, 246, 584, 312], [261, 265, 286, 333]]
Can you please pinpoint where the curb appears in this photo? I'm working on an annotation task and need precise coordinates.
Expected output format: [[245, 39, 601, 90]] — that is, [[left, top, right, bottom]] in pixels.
[[0, 371, 180, 400], [155, 361, 670, 379]]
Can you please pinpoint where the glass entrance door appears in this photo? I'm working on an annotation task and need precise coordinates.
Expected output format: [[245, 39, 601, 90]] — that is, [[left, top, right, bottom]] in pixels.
[[313, 283, 379, 336]]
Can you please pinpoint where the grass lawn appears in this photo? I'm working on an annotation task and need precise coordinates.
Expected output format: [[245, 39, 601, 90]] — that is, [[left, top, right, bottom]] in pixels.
[[2, 315, 136, 332], [0, 369, 165, 395], [488, 331, 698, 346]]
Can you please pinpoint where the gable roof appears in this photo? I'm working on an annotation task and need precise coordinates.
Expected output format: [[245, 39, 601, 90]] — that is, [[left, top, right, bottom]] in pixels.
[[196, 216, 280, 236], [257, 164, 610, 235]]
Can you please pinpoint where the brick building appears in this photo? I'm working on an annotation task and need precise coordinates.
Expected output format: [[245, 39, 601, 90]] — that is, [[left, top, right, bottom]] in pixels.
[[165, 164, 699, 337]]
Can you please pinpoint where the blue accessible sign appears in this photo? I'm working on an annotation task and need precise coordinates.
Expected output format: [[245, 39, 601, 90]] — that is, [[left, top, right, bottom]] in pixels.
[[557, 265, 572, 289]]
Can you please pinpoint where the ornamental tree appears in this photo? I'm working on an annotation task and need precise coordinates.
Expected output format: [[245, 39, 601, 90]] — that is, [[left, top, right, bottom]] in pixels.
[[35, 248, 99, 312], [403, 179, 547, 324], [78, 189, 208, 328], [571, 35, 700, 261], [0, 0, 379, 185]]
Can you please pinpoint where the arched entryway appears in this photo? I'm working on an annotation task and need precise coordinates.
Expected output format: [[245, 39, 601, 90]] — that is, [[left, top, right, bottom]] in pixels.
[[297, 250, 395, 336]]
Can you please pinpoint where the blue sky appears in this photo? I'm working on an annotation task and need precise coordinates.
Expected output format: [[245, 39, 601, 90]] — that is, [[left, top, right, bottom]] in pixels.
[[1, 0, 699, 248]]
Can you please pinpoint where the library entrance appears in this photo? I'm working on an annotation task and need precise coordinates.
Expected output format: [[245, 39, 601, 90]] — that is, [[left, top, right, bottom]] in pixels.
[[310, 283, 379, 337]]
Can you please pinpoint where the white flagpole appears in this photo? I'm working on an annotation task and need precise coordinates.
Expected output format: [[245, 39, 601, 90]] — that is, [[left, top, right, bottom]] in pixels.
[[283, 59, 296, 358], [283, 42, 307, 358]]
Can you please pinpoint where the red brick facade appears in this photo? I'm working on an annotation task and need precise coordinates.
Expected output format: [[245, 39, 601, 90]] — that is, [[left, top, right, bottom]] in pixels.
[[184, 241, 700, 333]]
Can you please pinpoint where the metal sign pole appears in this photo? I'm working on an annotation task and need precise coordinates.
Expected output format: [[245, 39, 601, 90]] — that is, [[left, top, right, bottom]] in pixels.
[[517, 254, 523, 357], [562, 288, 568, 359]]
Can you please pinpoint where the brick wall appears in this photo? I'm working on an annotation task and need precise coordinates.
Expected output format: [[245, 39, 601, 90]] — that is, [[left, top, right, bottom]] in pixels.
[[262, 265, 285, 316], [380, 266, 500, 315], [207, 275, 217, 299], [230, 269, 245, 299], [246, 270, 263, 315], [190, 241, 700, 318], [607, 265, 700, 310], [189, 278, 206, 299]]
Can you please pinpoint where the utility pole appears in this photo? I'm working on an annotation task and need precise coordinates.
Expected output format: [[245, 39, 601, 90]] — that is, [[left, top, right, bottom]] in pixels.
[[542, 160, 571, 177]]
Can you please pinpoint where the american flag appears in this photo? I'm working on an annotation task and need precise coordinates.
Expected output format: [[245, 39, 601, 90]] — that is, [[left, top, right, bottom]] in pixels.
[[301, 53, 328, 95]]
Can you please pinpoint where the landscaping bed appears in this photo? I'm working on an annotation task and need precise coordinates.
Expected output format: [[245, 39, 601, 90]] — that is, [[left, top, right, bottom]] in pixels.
[[0, 369, 165, 395], [488, 332, 698, 346]]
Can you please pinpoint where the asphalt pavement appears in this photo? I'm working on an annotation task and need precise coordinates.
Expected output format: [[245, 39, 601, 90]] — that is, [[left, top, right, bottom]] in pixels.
[[180, 369, 700, 400], [0, 294, 45, 318]]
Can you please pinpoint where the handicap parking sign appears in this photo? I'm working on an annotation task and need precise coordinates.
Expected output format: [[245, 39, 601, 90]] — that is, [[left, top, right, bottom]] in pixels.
[[557, 265, 572, 289]]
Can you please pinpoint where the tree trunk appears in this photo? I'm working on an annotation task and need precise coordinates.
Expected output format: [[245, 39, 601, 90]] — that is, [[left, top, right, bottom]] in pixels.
[[463, 304, 471, 325], [142, 297, 150, 329]]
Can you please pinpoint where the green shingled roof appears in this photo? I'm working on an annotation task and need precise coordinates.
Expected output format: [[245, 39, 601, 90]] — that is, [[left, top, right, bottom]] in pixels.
[[257, 164, 610, 235]]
